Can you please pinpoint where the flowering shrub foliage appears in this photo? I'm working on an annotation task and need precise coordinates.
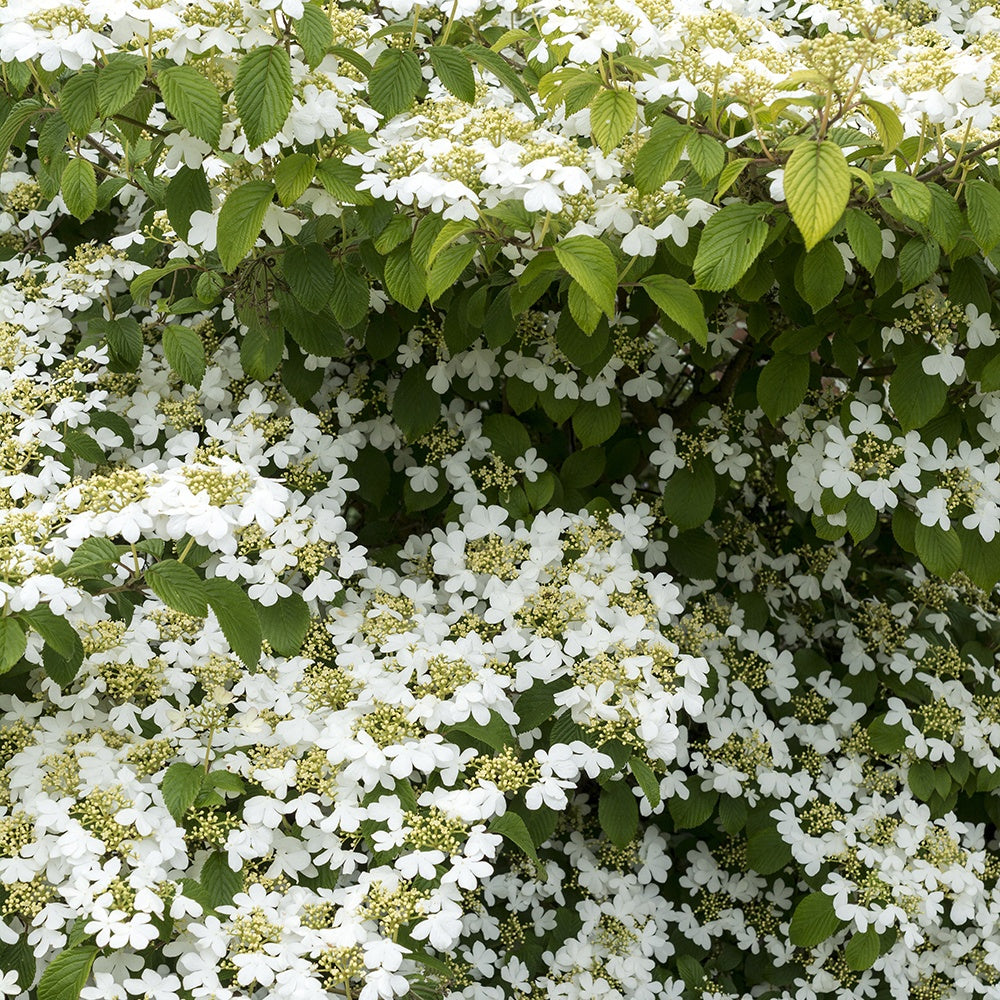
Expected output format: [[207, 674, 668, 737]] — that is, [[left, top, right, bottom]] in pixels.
[[3, 0, 1000, 999]]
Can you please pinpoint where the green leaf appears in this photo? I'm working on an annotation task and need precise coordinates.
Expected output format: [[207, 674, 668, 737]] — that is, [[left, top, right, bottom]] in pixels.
[[514, 678, 565, 731], [662, 457, 715, 531], [37, 945, 99, 1000], [162, 762, 205, 822], [429, 45, 475, 103], [634, 117, 689, 194], [240, 322, 284, 381], [845, 927, 880, 971], [640, 274, 708, 346], [158, 65, 223, 145], [393, 365, 439, 442], [888, 173, 932, 224], [145, 559, 208, 617], [483, 413, 530, 462], [314, 160, 371, 204], [757, 352, 810, 423], [899, 237, 940, 292], [368, 48, 422, 119], [0, 618, 26, 673], [693, 202, 769, 291], [716, 156, 753, 200], [384, 243, 426, 312], [235, 45, 294, 148], [490, 811, 540, 866], [285, 243, 337, 312], [464, 44, 535, 111], [965, 179, 1000, 253], [163, 324, 207, 387], [93, 316, 143, 371], [868, 714, 907, 755], [448, 711, 513, 752], [59, 69, 99, 135], [784, 139, 850, 251], [685, 131, 725, 183], [205, 578, 262, 670], [914, 522, 962, 578], [628, 756, 661, 807], [61, 157, 96, 222], [746, 825, 792, 874], [572, 399, 620, 447], [98, 53, 146, 116], [200, 851, 243, 909], [889, 353, 946, 431], [257, 593, 311, 657], [427, 241, 477, 302], [599, 780, 638, 847], [797, 241, 844, 311], [860, 99, 903, 153], [554, 236, 617, 317], [329, 262, 370, 328], [20, 606, 77, 659], [63, 536, 121, 580], [274, 152, 315, 206], [294, 3, 334, 69], [788, 891, 844, 948], [908, 758, 936, 800], [845, 208, 882, 274], [217, 180, 274, 272], [590, 88, 636, 155], [166, 166, 212, 241], [0, 936, 35, 992], [567, 280, 603, 333], [927, 183, 963, 253]]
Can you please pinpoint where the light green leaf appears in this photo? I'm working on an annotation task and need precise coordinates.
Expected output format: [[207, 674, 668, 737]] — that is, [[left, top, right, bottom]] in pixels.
[[158, 65, 223, 145], [257, 593, 311, 657], [145, 559, 208, 617], [368, 48, 422, 119], [234, 45, 294, 148], [589, 88, 636, 155], [162, 762, 205, 822], [61, 157, 97, 222], [464, 44, 536, 111], [861, 99, 903, 153], [716, 156, 753, 200], [37, 945, 99, 1000], [927, 183, 963, 253], [788, 891, 844, 948], [216, 180, 274, 272], [314, 159, 371, 205], [555, 236, 617, 317], [784, 139, 850, 250], [888, 173, 932, 224], [0, 619, 26, 674], [163, 324, 207, 387], [205, 578, 262, 670], [640, 274, 708, 346], [429, 45, 475, 103], [685, 131, 725, 183], [693, 202, 769, 291]]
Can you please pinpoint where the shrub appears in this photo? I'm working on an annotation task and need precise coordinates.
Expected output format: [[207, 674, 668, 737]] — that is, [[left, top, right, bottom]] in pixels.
[[1, 1, 1000, 999]]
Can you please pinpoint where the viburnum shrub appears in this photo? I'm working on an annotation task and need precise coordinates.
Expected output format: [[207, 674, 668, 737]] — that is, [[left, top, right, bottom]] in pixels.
[[3, 1, 1000, 999]]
